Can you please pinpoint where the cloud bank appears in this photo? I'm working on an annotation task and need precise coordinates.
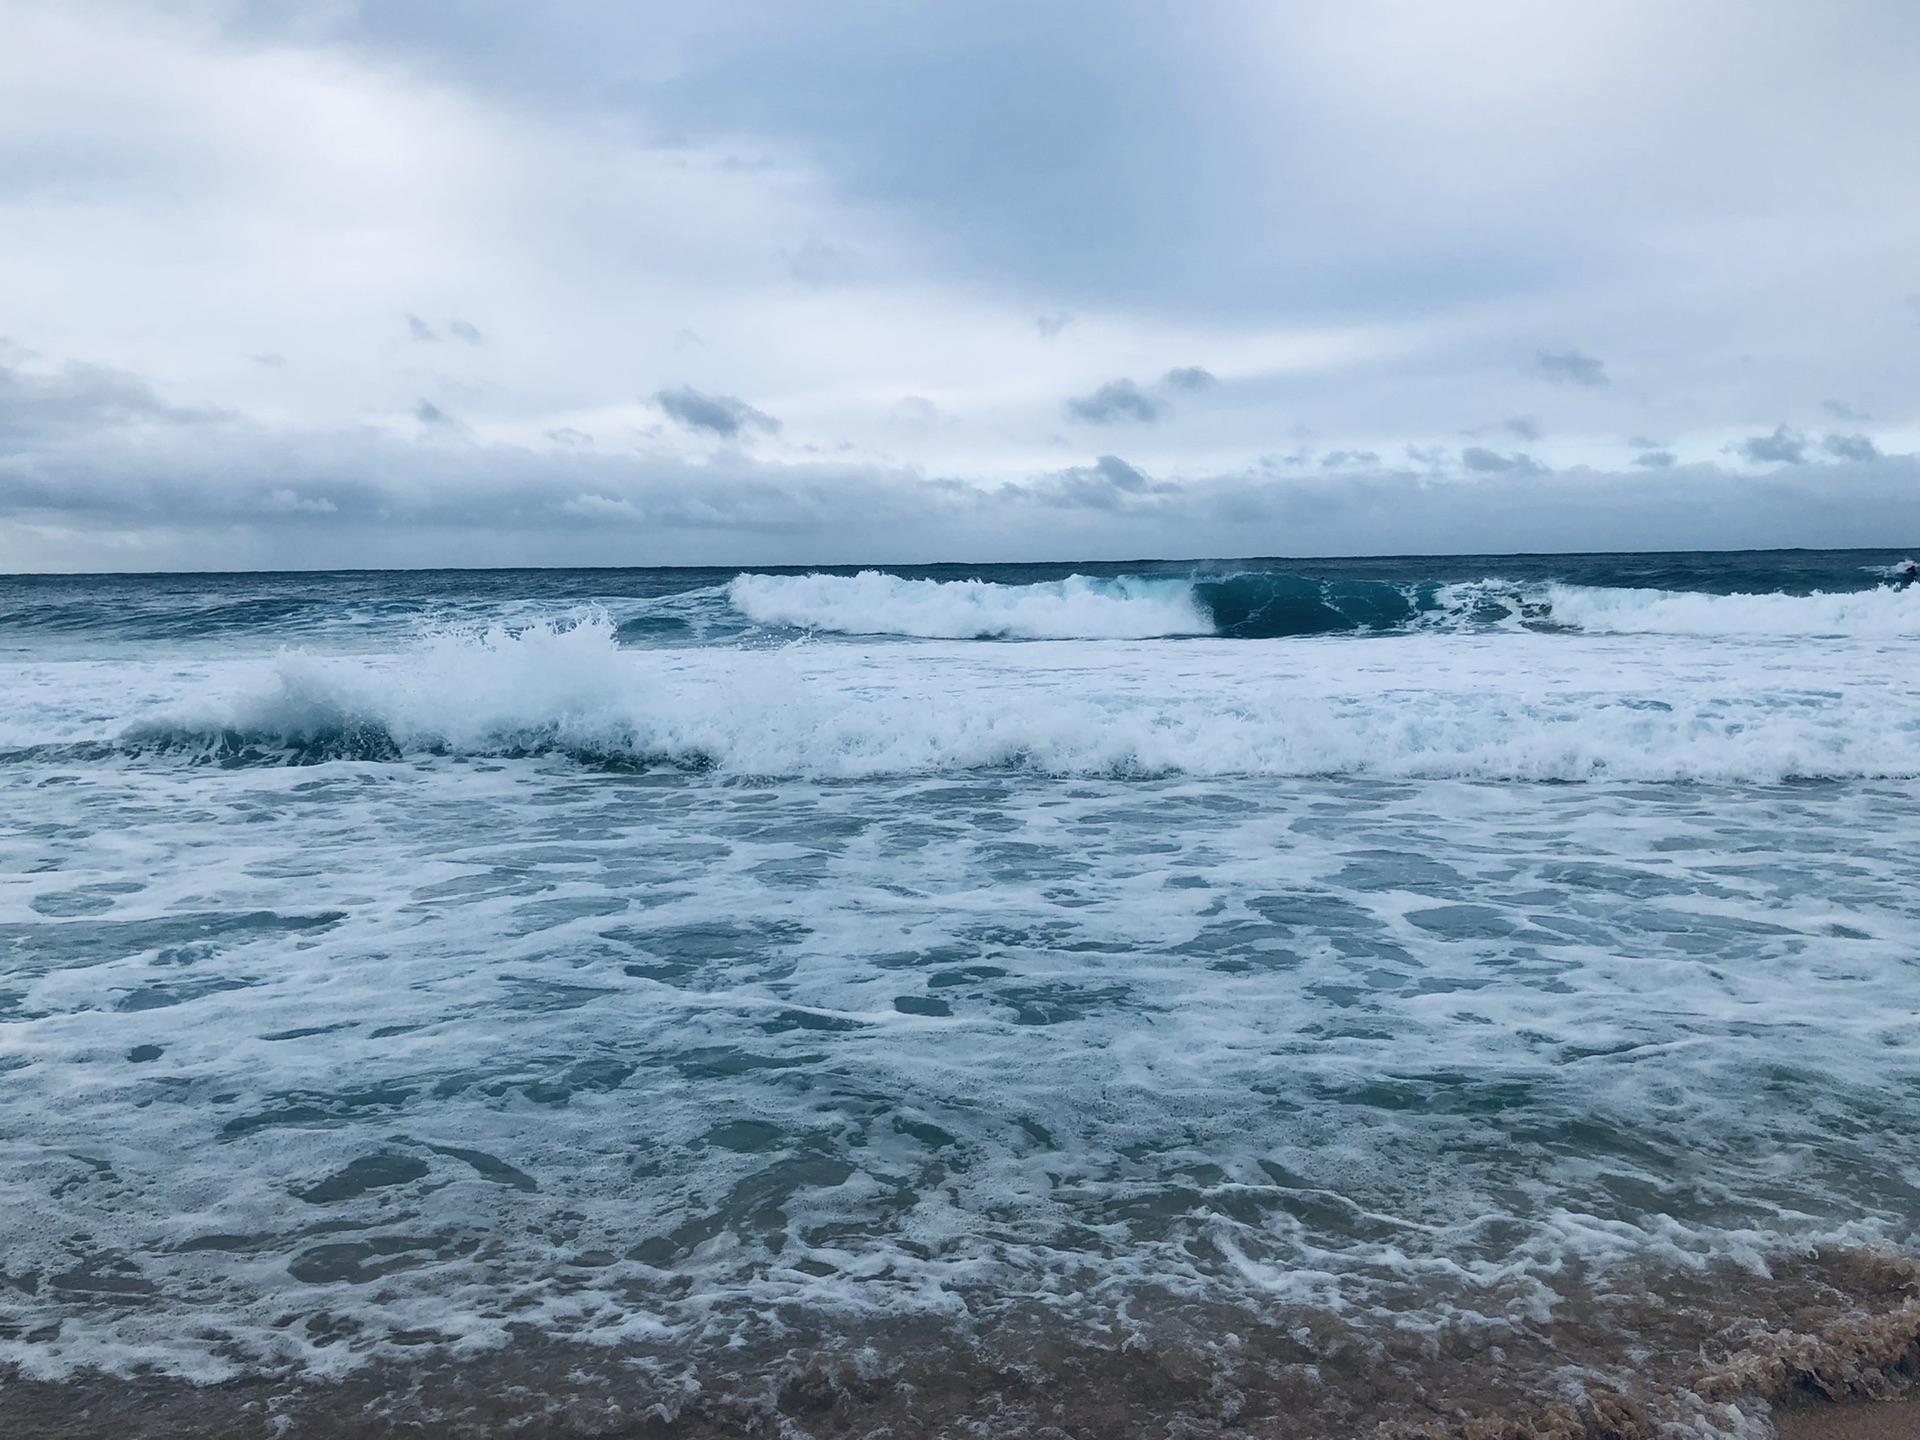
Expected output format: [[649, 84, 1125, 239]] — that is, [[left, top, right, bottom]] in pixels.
[[1, 348, 1913, 571]]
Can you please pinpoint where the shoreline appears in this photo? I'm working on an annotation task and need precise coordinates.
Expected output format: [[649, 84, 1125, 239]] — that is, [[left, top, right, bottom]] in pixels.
[[6, 1252, 1918, 1440], [3, 1362, 1917, 1440]]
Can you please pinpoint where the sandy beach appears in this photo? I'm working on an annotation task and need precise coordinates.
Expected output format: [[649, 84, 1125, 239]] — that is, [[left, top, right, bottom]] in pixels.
[[1778, 1401, 1920, 1440], [4, 1368, 1918, 1440]]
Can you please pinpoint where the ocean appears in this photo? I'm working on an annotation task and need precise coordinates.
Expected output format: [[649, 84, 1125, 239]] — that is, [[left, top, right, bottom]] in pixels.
[[2, 549, 1918, 1438]]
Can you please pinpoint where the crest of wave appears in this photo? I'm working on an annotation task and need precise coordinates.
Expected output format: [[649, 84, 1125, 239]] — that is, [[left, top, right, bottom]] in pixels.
[[218, 612, 702, 762], [162, 613, 1920, 783], [726, 570, 1212, 639], [1546, 582, 1920, 637]]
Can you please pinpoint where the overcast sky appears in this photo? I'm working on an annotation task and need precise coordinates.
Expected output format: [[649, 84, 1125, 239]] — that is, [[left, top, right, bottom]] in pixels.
[[2, 0, 1917, 570]]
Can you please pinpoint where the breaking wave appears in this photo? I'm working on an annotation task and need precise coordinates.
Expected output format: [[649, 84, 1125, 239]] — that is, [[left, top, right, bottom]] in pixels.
[[727, 571, 1212, 639], [1540, 580, 1920, 637], [73, 612, 1920, 782], [721, 569, 1920, 641]]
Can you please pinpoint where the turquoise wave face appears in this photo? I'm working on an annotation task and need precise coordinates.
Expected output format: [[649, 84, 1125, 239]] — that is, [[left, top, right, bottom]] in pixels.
[[1194, 574, 1424, 636]]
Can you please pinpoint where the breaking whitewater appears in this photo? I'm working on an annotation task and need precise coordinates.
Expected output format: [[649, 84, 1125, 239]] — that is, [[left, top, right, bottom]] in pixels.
[[2, 550, 1919, 1439]]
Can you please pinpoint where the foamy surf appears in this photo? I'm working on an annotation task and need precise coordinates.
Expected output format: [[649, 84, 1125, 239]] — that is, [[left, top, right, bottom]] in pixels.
[[1542, 580, 1920, 637], [32, 612, 1913, 781], [718, 566, 1920, 642], [726, 569, 1214, 639]]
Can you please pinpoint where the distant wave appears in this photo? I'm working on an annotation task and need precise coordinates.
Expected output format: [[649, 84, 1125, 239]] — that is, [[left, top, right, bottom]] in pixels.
[[1, 559, 1912, 651], [1541, 582, 1920, 637], [727, 571, 1211, 639], [42, 613, 1913, 783], [723, 570, 1920, 642]]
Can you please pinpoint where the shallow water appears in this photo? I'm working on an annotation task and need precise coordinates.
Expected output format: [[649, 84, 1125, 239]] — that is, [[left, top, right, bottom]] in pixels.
[[1, 552, 1917, 1433]]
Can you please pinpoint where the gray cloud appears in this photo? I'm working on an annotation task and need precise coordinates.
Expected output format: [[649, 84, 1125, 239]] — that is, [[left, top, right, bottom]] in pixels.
[[655, 386, 781, 437], [278, 3, 1920, 332], [0, 354, 221, 449], [1736, 425, 1808, 465], [1461, 446, 1543, 475], [1029, 454, 1158, 510], [1066, 370, 1211, 422], [415, 399, 453, 425], [1633, 450, 1676, 468], [1823, 432, 1881, 462], [1094, 454, 1149, 491], [1034, 313, 1073, 339], [406, 315, 484, 343], [1504, 416, 1542, 441], [1066, 379, 1161, 424], [1820, 399, 1863, 421], [25, 347, 1901, 570], [1533, 350, 1609, 387], [1161, 366, 1216, 392], [783, 237, 859, 285], [0, 390, 1914, 572]]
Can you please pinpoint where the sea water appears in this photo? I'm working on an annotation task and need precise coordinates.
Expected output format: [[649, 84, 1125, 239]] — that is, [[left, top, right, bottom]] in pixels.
[[1, 551, 1917, 1430]]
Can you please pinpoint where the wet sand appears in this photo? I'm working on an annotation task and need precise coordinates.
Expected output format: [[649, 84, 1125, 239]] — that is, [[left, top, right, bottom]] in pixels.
[[5, 1371, 1919, 1440], [4, 1371, 1919, 1439], [4, 1249, 1918, 1440], [1778, 1400, 1920, 1440]]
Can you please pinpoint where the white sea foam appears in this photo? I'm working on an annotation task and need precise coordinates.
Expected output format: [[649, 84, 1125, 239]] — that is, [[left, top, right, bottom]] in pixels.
[[727, 571, 1212, 639], [2, 756, 1915, 1380], [1543, 581, 1920, 637], [725, 570, 1920, 642]]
